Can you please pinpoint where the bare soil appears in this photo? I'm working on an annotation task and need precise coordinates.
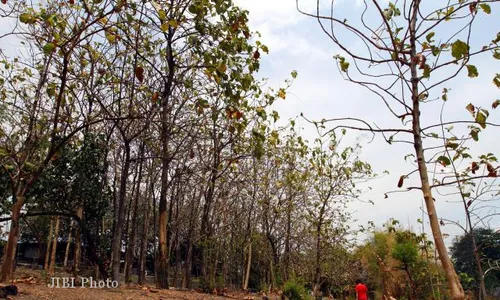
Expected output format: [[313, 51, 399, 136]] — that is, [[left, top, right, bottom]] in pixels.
[[1, 268, 276, 300]]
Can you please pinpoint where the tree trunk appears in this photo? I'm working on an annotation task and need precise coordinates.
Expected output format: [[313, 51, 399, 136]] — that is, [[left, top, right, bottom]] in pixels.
[[112, 140, 131, 282], [48, 216, 60, 276], [73, 207, 83, 276], [125, 146, 144, 284], [269, 258, 276, 291], [409, 2, 464, 298], [182, 190, 201, 289], [173, 240, 181, 288], [123, 160, 140, 278], [44, 217, 54, 272], [243, 242, 252, 291], [138, 167, 153, 285], [283, 203, 291, 282], [404, 263, 417, 300], [156, 16, 176, 289], [472, 235, 488, 299], [157, 156, 170, 288], [138, 166, 154, 285], [182, 212, 194, 289], [124, 193, 139, 284], [313, 220, 323, 296], [0, 195, 25, 282], [64, 220, 74, 270]]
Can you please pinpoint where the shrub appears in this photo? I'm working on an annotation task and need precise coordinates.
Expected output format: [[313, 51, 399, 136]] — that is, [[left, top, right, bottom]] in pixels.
[[283, 279, 310, 300]]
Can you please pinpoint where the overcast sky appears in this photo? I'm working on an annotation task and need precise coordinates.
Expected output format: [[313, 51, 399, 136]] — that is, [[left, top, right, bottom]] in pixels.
[[233, 0, 500, 244]]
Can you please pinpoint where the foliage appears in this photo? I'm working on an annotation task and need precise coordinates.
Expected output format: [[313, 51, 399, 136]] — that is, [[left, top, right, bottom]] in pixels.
[[451, 228, 500, 293], [357, 221, 447, 299], [283, 279, 312, 300]]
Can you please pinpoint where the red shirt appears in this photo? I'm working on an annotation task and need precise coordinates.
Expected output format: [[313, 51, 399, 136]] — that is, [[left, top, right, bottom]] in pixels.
[[355, 283, 368, 300]]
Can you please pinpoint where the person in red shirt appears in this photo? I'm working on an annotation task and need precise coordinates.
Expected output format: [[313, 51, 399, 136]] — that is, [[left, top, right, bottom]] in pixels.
[[355, 279, 369, 300]]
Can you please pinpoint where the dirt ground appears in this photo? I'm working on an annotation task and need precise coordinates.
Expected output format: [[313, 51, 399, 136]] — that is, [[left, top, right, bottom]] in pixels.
[[1, 268, 277, 300], [10, 283, 274, 300]]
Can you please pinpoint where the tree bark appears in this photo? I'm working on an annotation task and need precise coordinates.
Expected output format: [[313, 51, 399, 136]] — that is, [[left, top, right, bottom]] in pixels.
[[409, 2, 464, 299], [138, 165, 154, 285], [199, 126, 220, 290], [64, 220, 74, 270], [243, 242, 252, 291], [0, 195, 25, 282], [471, 234, 487, 299], [156, 13, 176, 290], [182, 216, 195, 289], [44, 217, 54, 272], [48, 216, 60, 275], [173, 238, 181, 288], [73, 207, 83, 276], [313, 209, 325, 297], [111, 140, 131, 282], [125, 145, 144, 284]]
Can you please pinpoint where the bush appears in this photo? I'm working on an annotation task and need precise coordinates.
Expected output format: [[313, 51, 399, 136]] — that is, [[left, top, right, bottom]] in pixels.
[[283, 279, 310, 300]]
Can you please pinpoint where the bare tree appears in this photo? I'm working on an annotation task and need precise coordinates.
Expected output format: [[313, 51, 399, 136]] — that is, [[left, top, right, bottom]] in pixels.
[[297, 0, 500, 299]]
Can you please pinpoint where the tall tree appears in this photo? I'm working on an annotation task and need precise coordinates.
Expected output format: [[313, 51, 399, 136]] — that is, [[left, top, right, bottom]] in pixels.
[[297, 1, 500, 298], [0, 0, 117, 281]]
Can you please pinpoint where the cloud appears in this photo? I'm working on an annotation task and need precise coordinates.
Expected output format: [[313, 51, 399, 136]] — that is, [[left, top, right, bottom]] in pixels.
[[235, 0, 316, 28]]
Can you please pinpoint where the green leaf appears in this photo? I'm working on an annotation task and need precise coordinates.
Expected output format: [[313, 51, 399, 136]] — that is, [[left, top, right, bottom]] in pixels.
[[334, 55, 350, 72], [494, 74, 500, 88], [105, 32, 117, 43], [161, 22, 169, 32], [19, 12, 36, 24], [291, 70, 298, 79], [493, 50, 500, 60], [43, 43, 56, 55], [437, 156, 451, 167], [168, 19, 178, 28], [470, 129, 479, 141], [426, 32, 435, 43], [46, 84, 57, 97], [0, 147, 8, 158], [479, 3, 491, 14], [442, 88, 449, 101], [451, 40, 469, 60], [475, 111, 487, 128], [423, 65, 431, 78], [24, 162, 37, 171], [466, 65, 478, 78], [159, 9, 166, 20], [446, 142, 459, 149], [340, 61, 350, 72], [445, 6, 455, 20]]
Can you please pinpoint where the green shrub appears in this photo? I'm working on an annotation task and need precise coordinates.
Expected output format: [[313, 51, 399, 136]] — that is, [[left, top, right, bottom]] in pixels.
[[283, 279, 310, 300]]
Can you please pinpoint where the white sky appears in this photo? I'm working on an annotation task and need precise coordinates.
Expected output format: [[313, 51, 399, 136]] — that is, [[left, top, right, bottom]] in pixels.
[[234, 0, 500, 245], [1, 1, 499, 247]]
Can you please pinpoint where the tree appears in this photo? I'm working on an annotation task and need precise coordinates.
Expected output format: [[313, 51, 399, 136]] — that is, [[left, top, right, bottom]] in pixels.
[[297, 1, 500, 299], [21, 133, 112, 277], [451, 228, 500, 297], [0, 0, 116, 281], [357, 220, 447, 299], [306, 131, 373, 296]]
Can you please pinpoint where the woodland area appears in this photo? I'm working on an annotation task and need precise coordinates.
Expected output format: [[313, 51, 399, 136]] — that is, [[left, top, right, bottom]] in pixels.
[[0, 0, 499, 300]]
